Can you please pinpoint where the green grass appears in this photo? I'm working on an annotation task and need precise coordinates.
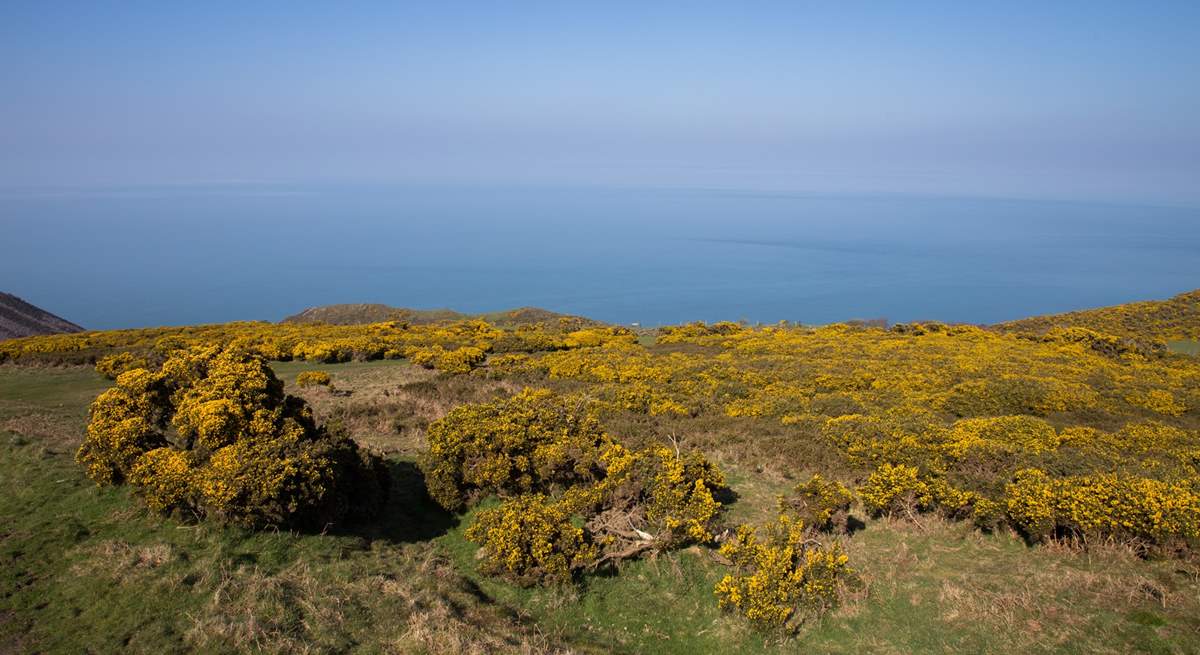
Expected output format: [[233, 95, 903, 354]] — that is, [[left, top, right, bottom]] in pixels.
[[1167, 340, 1200, 356], [3, 363, 1199, 653]]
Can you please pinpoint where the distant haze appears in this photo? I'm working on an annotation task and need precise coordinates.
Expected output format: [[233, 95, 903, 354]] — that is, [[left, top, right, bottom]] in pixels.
[[2, 2, 1199, 204]]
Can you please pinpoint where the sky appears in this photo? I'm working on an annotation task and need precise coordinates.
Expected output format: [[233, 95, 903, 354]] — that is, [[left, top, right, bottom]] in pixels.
[[2, 2, 1199, 203]]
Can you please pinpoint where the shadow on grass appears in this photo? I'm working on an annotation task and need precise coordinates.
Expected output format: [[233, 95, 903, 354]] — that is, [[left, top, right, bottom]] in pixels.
[[332, 459, 458, 544]]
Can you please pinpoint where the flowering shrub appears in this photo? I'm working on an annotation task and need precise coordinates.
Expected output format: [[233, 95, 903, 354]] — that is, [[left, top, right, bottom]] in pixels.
[[77, 347, 389, 528], [428, 390, 729, 584], [462, 442, 728, 587], [127, 447, 194, 513], [561, 444, 727, 554], [714, 514, 855, 631], [781, 474, 854, 532], [94, 351, 150, 380], [421, 389, 612, 511], [295, 370, 332, 388], [404, 345, 443, 368], [858, 463, 931, 517], [1127, 389, 1187, 416], [1004, 468, 1200, 548], [562, 326, 638, 349], [77, 367, 171, 484], [658, 321, 744, 343], [466, 494, 598, 586], [0, 313, 613, 370], [942, 415, 1060, 460], [434, 346, 486, 374]]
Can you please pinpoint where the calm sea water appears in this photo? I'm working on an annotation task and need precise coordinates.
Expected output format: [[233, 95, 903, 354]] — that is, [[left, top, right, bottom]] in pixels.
[[2, 185, 1198, 330]]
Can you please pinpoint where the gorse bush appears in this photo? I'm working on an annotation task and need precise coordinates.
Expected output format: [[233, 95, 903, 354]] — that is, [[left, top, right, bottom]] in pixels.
[[464, 443, 728, 584], [438, 390, 730, 584], [782, 474, 855, 532], [465, 495, 597, 586], [858, 463, 932, 517], [1004, 468, 1200, 550], [435, 346, 486, 373], [714, 513, 856, 632], [295, 370, 332, 388], [77, 346, 389, 528], [562, 443, 727, 556], [421, 388, 611, 512], [94, 351, 151, 380]]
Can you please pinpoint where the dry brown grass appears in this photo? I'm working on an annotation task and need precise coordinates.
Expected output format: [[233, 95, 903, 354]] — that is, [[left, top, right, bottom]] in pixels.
[[834, 516, 1200, 653], [288, 365, 522, 456], [1, 414, 78, 449], [181, 545, 574, 655]]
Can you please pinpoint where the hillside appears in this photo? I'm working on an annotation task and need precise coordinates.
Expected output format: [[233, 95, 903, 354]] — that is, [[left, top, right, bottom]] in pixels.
[[281, 303, 466, 325], [3, 291, 1200, 652], [0, 292, 83, 340], [994, 288, 1200, 340], [282, 303, 603, 328]]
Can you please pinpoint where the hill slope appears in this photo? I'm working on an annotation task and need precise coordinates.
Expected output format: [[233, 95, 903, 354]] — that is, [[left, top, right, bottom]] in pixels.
[[282, 303, 603, 328], [0, 292, 83, 340], [994, 288, 1200, 340]]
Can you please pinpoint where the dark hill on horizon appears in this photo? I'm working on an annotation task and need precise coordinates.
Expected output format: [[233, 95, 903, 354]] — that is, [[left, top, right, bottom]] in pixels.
[[281, 303, 605, 329], [0, 292, 84, 340]]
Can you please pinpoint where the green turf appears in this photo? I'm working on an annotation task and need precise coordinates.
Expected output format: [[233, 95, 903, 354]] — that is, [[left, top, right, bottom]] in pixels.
[[1167, 339, 1200, 356]]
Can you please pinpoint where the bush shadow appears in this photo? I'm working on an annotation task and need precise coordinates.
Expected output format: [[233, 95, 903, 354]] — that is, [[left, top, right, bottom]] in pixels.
[[333, 459, 458, 544]]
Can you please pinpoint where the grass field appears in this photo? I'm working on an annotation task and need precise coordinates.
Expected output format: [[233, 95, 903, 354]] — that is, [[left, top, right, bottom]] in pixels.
[[1168, 340, 1200, 356], [3, 360, 1198, 654]]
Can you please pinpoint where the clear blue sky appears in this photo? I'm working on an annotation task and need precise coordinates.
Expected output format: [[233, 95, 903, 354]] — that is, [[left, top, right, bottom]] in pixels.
[[2, 1, 1198, 203]]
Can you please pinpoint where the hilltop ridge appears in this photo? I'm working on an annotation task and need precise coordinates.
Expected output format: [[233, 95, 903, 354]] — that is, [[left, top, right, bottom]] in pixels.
[[281, 303, 604, 328], [994, 288, 1200, 340]]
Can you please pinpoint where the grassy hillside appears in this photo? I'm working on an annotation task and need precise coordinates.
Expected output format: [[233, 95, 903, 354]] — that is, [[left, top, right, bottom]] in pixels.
[[4, 362, 1196, 654], [2, 291, 1200, 653], [995, 288, 1200, 341]]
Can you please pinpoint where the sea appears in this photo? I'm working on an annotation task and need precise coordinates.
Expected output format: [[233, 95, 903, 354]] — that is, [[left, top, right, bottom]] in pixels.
[[2, 184, 1198, 330]]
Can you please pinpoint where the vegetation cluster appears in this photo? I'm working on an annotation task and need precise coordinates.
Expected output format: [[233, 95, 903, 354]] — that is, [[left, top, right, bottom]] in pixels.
[[77, 345, 388, 528], [996, 288, 1200, 340]]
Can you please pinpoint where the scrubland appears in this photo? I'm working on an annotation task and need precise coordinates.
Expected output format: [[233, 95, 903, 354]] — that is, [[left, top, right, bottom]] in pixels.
[[2, 291, 1199, 653]]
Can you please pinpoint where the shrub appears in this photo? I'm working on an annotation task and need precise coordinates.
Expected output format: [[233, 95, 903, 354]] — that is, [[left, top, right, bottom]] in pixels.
[[466, 494, 598, 586], [781, 474, 854, 532], [714, 514, 855, 631], [821, 415, 934, 468], [858, 463, 931, 517], [77, 368, 171, 484], [1127, 389, 1187, 416], [421, 389, 611, 511], [563, 444, 727, 557], [463, 442, 728, 587], [77, 346, 388, 529], [296, 370, 332, 388], [127, 447, 194, 513], [943, 416, 1060, 460], [404, 345, 443, 368], [1004, 468, 1200, 548], [434, 390, 730, 585], [435, 346, 486, 374], [95, 352, 150, 380]]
